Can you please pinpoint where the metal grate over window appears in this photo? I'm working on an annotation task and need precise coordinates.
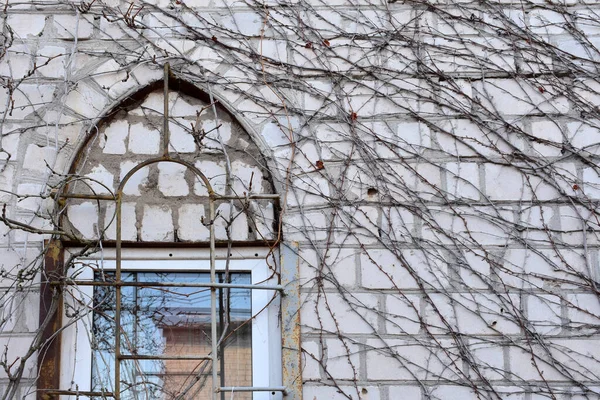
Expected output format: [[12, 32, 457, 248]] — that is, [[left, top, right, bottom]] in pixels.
[[46, 64, 286, 400]]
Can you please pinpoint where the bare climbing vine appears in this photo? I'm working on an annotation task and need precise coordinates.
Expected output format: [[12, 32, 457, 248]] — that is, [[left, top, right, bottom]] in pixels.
[[1, 0, 600, 399]]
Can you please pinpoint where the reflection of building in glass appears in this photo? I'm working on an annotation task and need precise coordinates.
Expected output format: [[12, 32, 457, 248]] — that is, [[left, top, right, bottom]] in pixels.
[[92, 272, 252, 400]]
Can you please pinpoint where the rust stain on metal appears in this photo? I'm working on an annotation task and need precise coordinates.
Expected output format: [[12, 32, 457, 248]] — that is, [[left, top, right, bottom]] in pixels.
[[37, 240, 64, 400], [281, 242, 302, 399]]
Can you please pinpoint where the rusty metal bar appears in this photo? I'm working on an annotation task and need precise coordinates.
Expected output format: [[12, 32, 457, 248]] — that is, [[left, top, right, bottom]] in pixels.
[[209, 196, 218, 400], [217, 386, 287, 394], [118, 355, 211, 361], [114, 188, 122, 400], [42, 390, 115, 397], [52, 280, 284, 290], [51, 192, 116, 201], [163, 63, 170, 158], [214, 194, 280, 200]]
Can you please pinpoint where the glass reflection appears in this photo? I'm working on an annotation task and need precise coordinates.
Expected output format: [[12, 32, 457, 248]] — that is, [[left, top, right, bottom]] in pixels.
[[92, 272, 252, 400]]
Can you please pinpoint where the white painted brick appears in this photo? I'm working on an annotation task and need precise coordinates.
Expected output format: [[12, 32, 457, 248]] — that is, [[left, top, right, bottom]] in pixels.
[[567, 121, 600, 151], [530, 120, 564, 156], [262, 120, 291, 147], [582, 168, 600, 199], [100, 120, 128, 154], [288, 174, 330, 207], [16, 183, 44, 211], [427, 293, 521, 335], [325, 338, 360, 380], [168, 122, 196, 153], [67, 202, 98, 239], [203, 120, 233, 146], [468, 340, 506, 380], [458, 250, 494, 289], [335, 206, 379, 245], [249, 200, 275, 240], [301, 341, 322, 381], [485, 164, 531, 200], [178, 204, 209, 241], [509, 344, 564, 381], [158, 162, 189, 197], [284, 210, 329, 241], [214, 203, 248, 241], [231, 160, 262, 195], [7, 84, 54, 120], [141, 205, 173, 241], [0, 132, 20, 161], [530, 9, 567, 34], [7, 14, 46, 37], [385, 294, 420, 335], [388, 386, 422, 400], [301, 292, 379, 335], [566, 293, 600, 328], [54, 14, 94, 39], [0, 165, 15, 203], [303, 385, 380, 400], [23, 144, 56, 173], [366, 338, 461, 381], [381, 206, 415, 240], [85, 164, 114, 195], [1, 291, 39, 332], [527, 294, 562, 335], [550, 339, 600, 381], [446, 162, 480, 200], [437, 119, 513, 157], [128, 123, 160, 154], [36, 46, 66, 79], [429, 385, 480, 400], [361, 249, 419, 290], [194, 160, 226, 196], [104, 202, 137, 241], [120, 162, 149, 196], [0, 336, 37, 379], [65, 82, 107, 118], [474, 79, 569, 115]]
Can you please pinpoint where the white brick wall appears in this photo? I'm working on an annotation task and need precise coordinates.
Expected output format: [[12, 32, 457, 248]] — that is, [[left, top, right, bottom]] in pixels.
[[1, 1, 600, 399]]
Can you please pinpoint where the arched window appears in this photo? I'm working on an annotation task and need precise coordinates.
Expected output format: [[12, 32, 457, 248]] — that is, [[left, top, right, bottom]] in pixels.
[[37, 66, 300, 400]]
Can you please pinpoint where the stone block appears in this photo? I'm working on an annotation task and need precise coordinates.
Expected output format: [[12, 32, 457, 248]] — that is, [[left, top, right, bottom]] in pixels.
[[231, 160, 262, 195], [301, 292, 379, 335], [158, 162, 189, 196], [100, 120, 128, 154], [0, 336, 37, 379], [194, 160, 226, 196], [168, 122, 196, 153], [65, 82, 107, 118], [54, 14, 94, 39], [66, 201, 99, 239], [16, 183, 44, 211], [141, 205, 173, 241], [7, 84, 55, 120], [567, 121, 600, 152], [446, 162, 480, 200], [7, 14, 46, 37], [120, 162, 149, 196], [104, 202, 137, 241], [0, 165, 15, 202], [365, 338, 461, 381], [128, 123, 160, 154], [23, 144, 56, 173], [301, 341, 322, 380], [485, 164, 531, 200], [36, 46, 66, 78], [527, 294, 562, 335], [85, 164, 114, 195], [177, 204, 209, 241], [214, 203, 248, 241], [582, 168, 600, 199], [468, 340, 506, 381], [566, 293, 600, 328], [324, 338, 361, 380], [384, 294, 420, 335]]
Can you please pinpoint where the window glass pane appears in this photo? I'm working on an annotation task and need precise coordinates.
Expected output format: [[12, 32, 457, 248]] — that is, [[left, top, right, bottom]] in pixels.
[[92, 271, 252, 400]]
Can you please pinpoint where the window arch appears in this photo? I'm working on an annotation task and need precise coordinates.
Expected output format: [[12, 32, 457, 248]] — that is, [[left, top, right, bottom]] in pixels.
[[37, 65, 300, 400]]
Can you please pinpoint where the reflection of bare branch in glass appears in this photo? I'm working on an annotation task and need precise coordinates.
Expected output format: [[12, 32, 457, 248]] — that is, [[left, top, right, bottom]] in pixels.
[[91, 272, 251, 400]]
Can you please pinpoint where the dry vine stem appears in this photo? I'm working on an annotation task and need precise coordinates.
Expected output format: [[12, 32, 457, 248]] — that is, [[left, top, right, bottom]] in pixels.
[[0, 0, 600, 399]]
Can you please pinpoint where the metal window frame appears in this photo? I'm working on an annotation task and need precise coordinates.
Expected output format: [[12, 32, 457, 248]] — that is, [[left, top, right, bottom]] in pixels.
[[37, 64, 302, 400]]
